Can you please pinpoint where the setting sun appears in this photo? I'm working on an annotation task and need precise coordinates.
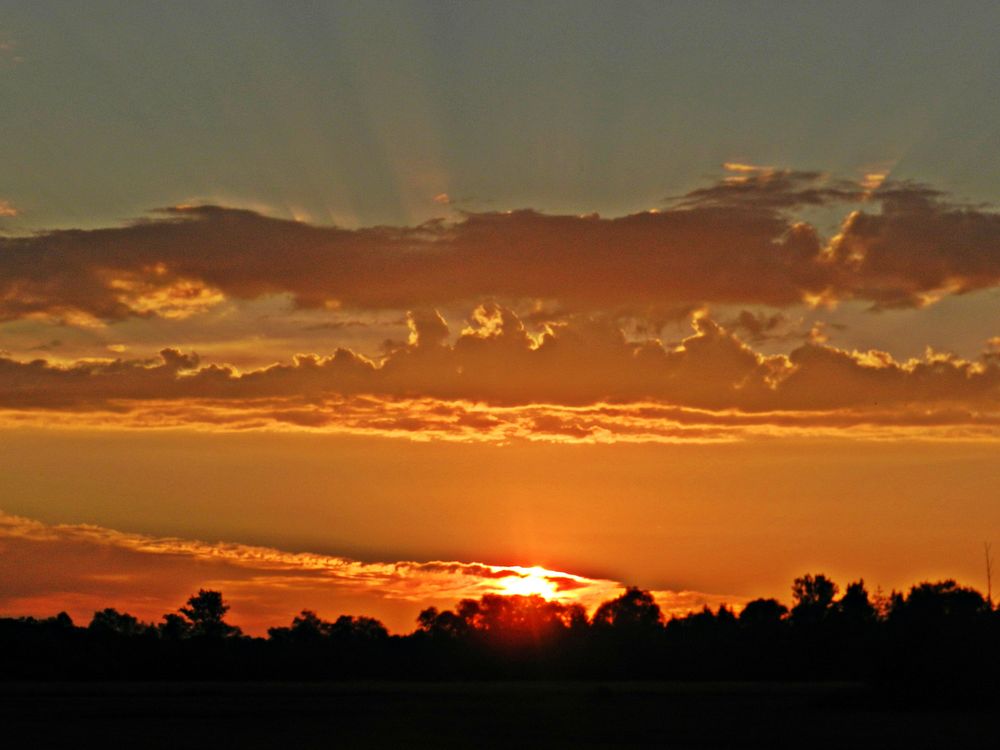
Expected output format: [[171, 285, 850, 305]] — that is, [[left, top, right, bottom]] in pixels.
[[495, 567, 563, 599]]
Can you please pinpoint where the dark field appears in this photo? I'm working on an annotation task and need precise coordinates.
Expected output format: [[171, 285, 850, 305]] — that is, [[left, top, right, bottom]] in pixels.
[[2, 682, 993, 748]]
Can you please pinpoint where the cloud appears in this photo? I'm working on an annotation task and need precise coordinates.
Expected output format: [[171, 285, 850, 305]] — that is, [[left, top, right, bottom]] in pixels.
[[677, 164, 863, 210], [826, 184, 1000, 308], [0, 512, 731, 634], [0, 309, 998, 440], [724, 310, 797, 344], [0, 199, 16, 217], [27, 339, 62, 352], [3, 170, 1000, 324]]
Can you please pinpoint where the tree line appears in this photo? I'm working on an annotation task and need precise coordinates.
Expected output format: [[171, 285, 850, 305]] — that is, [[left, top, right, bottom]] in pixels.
[[3, 574, 998, 697]]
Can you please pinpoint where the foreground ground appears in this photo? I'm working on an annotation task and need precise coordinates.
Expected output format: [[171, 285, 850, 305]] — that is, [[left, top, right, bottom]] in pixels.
[[2, 681, 993, 748]]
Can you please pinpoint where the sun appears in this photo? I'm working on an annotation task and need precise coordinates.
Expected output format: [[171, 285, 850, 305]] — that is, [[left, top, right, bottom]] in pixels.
[[495, 566, 560, 599]]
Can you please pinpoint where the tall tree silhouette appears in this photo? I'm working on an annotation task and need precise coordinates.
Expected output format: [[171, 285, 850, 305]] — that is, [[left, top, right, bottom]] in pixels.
[[591, 587, 662, 631], [790, 574, 838, 625], [836, 580, 876, 626], [179, 589, 242, 638]]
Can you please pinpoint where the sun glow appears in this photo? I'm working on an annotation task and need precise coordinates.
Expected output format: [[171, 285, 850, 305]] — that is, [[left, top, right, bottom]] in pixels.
[[495, 566, 563, 599]]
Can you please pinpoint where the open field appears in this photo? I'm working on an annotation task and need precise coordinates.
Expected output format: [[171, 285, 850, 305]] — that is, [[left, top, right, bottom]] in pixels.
[[2, 681, 993, 748]]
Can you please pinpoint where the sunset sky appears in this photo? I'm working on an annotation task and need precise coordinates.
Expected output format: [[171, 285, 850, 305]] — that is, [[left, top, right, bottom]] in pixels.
[[2, 2, 1000, 634]]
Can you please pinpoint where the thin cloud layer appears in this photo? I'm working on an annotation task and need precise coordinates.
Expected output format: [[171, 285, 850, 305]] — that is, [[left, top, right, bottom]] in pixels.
[[0, 309, 998, 440], [0, 512, 732, 634], [3, 168, 1000, 324]]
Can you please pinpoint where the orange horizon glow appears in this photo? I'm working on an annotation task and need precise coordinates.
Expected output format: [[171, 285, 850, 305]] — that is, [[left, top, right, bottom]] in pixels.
[[0, 510, 744, 635]]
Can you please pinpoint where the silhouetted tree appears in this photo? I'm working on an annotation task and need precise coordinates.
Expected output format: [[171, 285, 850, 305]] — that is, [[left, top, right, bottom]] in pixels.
[[890, 580, 987, 628], [420, 595, 583, 647], [178, 589, 242, 638], [591, 587, 662, 632], [790, 574, 838, 625], [588, 588, 664, 677], [739, 598, 788, 629], [88, 608, 147, 637], [158, 612, 192, 640], [3, 576, 1000, 690], [716, 604, 738, 627], [417, 606, 470, 639], [880, 580, 993, 693], [51, 612, 74, 629], [329, 615, 389, 641], [836, 580, 876, 625], [267, 609, 333, 643]]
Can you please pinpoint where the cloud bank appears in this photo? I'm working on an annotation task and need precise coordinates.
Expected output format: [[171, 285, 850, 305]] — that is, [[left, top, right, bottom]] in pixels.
[[3, 166, 999, 441], [4, 168, 1000, 324], [1, 307, 998, 441]]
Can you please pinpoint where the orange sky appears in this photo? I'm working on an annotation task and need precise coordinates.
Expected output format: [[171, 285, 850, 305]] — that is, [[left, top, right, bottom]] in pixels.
[[3, 168, 1000, 633], [5, 9, 1000, 638], [2, 426, 997, 632]]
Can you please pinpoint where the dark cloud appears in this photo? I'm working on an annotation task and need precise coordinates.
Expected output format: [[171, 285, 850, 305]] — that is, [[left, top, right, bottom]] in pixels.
[[27, 339, 62, 352], [674, 165, 863, 210], [725, 310, 790, 343], [722, 310, 846, 345], [828, 182, 1000, 308], [4, 170, 999, 324]]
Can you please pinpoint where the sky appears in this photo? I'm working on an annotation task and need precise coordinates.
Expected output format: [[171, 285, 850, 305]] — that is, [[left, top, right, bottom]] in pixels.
[[1, 1, 1000, 634]]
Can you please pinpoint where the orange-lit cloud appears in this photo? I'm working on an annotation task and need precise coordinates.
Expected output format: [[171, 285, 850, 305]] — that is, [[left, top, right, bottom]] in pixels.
[[3, 171, 1000, 324], [0, 309, 998, 441], [0, 512, 735, 634]]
